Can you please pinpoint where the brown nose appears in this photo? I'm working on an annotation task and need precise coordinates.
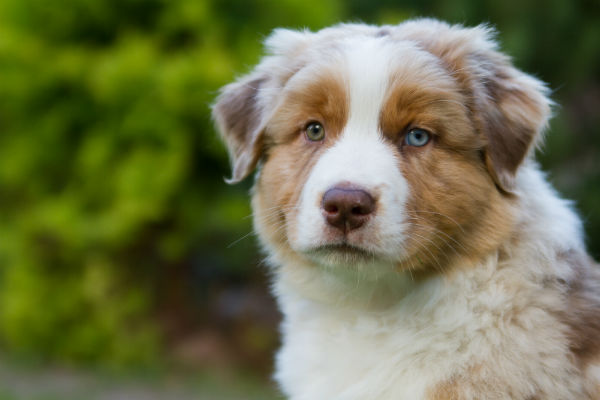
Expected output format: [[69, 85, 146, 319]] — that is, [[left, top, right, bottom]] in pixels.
[[321, 186, 376, 232]]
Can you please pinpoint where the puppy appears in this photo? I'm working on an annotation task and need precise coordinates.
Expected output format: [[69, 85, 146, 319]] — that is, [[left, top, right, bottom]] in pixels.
[[213, 19, 600, 399]]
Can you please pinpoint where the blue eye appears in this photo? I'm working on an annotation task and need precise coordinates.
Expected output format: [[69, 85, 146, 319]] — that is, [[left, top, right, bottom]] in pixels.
[[404, 128, 431, 147]]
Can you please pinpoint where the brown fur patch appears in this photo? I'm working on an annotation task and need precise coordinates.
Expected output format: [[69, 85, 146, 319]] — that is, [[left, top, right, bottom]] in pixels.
[[265, 67, 348, 147], [253, 69, 349, 249], [427, 376, 462, 400], [378, 65, 514, 274], [426, 367, 543, 400], [557, 250, 600, 368]]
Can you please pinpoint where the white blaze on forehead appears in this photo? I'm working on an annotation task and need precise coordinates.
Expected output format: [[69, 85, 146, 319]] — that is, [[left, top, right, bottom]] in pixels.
[[291, 37, 409, 259], [314, 35, 401, 189], [345, 37, 395, 137]]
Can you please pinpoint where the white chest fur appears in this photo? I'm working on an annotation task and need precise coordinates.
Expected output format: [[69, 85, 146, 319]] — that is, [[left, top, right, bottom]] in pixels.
[[275, 277, 453, 399], [273, 252, 583, 400]]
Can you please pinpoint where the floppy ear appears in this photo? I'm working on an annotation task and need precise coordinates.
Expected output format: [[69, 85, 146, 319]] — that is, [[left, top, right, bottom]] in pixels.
[[212, 74, 268, 184], [469, 49, 552, 192], [212, 28, 312, 184], [400, 20, 552, 192]]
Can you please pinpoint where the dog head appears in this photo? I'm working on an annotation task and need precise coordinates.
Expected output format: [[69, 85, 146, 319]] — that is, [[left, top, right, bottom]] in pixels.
[[213, 19, 551, 279]]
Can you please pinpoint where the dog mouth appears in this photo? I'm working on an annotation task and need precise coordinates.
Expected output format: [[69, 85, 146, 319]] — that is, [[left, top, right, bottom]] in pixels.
[[306, 242, 377, 265]]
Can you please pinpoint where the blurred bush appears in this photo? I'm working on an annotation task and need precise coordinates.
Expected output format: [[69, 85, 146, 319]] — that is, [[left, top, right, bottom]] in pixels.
[[0, 0, 597, 370]]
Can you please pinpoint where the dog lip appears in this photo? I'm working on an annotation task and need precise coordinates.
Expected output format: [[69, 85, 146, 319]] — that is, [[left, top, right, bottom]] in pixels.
[[309, 242, 373, 256], [318, 243, 366, 251], [304, 242, 382, 265]]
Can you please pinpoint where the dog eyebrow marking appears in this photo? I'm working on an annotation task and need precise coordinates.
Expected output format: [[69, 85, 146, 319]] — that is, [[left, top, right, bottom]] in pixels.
[[266, 66, 349, 144]]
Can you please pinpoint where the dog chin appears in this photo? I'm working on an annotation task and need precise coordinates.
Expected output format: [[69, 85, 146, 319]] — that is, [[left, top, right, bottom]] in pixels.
[[302, 242, 392, 268]]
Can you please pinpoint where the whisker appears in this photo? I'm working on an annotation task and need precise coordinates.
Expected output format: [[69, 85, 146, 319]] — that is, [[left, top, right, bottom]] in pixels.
[[398, 243, 416, 282], [244, 205, 300, 220], [404, 235, 445, 273], [227, 231, 256, 248], [407, 210, 466, 234], [404, 218, 469, 255], [228, 209, 291, 248]]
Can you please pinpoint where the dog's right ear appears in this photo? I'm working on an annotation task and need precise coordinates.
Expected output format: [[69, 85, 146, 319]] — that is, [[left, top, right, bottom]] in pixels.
[[212, 74, 269, 184], [213, 28, 312, 184]]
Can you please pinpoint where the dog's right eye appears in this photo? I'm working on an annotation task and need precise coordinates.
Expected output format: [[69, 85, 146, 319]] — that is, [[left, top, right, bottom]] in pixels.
[[305, 122, 325, 141]]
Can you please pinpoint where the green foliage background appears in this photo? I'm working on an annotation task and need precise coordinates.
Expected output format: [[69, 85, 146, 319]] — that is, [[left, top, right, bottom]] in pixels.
[[0, 0, 598, 371]]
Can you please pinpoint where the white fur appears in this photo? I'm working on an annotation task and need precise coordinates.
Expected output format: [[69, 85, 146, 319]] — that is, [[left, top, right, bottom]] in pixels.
[[589, 363, 600, 387]]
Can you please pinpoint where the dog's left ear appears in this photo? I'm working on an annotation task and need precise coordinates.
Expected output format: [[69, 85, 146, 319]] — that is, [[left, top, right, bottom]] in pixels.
[[400, 20, 552, 192], [469, 49, 552, 192]]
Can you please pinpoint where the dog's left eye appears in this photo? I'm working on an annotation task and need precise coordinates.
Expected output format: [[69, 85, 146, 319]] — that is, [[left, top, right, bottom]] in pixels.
[[305, 122, 325, 141], [404, 128, 431, 147]]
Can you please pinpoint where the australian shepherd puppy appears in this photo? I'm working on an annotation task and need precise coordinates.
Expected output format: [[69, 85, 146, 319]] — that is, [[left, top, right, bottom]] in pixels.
[[212, 19, 600, 399]]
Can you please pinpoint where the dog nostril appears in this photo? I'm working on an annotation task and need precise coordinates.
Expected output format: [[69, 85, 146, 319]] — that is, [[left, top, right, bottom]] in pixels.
[[352, 206, 369, 215], [321, 186, 376, 232], [324, 204, 339, 214]]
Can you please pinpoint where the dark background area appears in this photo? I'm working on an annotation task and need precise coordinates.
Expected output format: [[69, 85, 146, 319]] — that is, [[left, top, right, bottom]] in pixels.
[[0, 0, 598, 397]]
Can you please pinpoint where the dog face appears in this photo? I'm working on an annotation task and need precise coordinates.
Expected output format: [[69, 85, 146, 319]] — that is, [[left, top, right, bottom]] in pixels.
[[213, 20, 551, 276]]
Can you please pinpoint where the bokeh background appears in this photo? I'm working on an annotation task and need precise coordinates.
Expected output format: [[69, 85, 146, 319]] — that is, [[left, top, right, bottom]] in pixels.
[[0, 0, 598, 398]]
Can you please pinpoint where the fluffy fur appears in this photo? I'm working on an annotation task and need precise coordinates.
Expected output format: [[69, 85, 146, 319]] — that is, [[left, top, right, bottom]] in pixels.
[[213, 19, 600, 399]]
